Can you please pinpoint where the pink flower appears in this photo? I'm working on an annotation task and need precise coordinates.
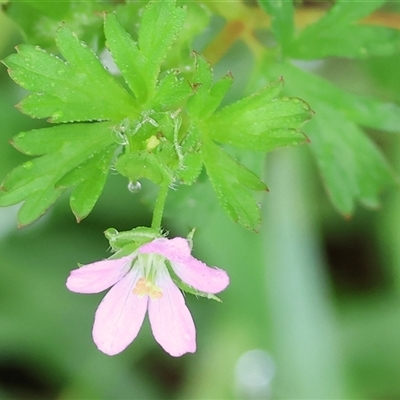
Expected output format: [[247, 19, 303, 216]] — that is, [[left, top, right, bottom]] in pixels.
[[66, 237, 229, 357]]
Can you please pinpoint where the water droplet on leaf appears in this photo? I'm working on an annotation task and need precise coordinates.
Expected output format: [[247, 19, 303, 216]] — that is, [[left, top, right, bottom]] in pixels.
[[128, 181, 141, 193], [23, 161, 33, 170]]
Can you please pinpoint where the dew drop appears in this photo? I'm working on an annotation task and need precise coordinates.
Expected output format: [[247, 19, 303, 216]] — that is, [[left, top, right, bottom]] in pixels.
[[23, 161, 33, 170], [293, 98, 300, 103], [127, 181, 141, 193]]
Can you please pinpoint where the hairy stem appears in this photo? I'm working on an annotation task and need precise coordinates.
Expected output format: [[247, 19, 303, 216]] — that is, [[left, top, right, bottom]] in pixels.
[[151, 184, 169, 231]]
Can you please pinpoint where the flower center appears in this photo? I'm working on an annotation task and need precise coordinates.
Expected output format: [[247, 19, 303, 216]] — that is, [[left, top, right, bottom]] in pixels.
[[133, 277, 163, 300]]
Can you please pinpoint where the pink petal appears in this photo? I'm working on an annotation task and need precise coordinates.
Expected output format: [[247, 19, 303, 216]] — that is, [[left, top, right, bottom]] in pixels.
[[66, 255, 133, 294], [148, 268, 196, 357], [92, 268, 148, 356], [140, 238, 229, 294]]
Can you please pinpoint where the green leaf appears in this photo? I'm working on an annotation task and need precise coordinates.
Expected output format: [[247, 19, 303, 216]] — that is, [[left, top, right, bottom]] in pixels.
[[265, 61, 397, 214], [104, 12, 149, 102], [137, 0, 186, 97], [163, 2, 211, 68], [291, 0, 400, 59], [307, 0, 386, 26], [176, 123, 203, 185], [307, 104, 395, 214], [202, 140, 267, 231], [280, 63, 400, 133], [152, 70, 194, 110], [3, 0, 106, 50], [257, 0, 294, 53], [208, 79, 311, 152], [2, 27, 137, 123], [0, 122, 115, 226], [57, 146, 116, 222], [187, 54, 233, 119]]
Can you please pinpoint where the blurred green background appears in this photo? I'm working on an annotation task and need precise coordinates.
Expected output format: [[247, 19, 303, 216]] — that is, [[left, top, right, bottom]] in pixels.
[[1, 3, 400, 399]]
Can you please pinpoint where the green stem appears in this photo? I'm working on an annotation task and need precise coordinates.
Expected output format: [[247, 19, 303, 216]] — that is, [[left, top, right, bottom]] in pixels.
[[151, 184, 169, 231]]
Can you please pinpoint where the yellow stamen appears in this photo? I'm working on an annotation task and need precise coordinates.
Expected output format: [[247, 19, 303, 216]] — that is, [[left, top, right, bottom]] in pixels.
[[146, 135, 160, 151], [133, 277, 163, 300]]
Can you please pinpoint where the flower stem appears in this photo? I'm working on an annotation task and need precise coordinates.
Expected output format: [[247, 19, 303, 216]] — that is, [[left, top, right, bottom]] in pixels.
[[151, 184, 169, 231]]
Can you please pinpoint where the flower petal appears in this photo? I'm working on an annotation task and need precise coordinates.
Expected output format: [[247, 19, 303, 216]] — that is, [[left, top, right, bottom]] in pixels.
[[92, 268, 148, 356], [140, 237, 229, 294], [148, 268, 196, 357], [66, 255, 133, 294]]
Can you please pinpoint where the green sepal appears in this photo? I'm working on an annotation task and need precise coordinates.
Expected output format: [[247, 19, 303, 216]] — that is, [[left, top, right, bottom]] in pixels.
[[105, 226, 161, 252], [165, 260, 222, 302], [202, 139, 267, 231], [115, 151, 174, 186], [208, 78, 311, 152]]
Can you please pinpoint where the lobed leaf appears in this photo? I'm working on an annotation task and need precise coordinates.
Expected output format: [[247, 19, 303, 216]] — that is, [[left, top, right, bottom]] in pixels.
[[307, 105, 395, 214], [208, 79, 311, 152], [104, 12, 149, 103], [176, 123, 203, 185], [292, 25, 400, 59], [291, 0, 400, 59], [187, 54, 233, 119], [279, 63, 400, 133], [3, 0, 105, 50], [265, 61, 397, 214], [57, 146, 116, 222], [257, 0, 294, 54], [138, 0, 186, 97], [202, 139, 267, 231], [3, 27, 137, 123], [152, 70, 194, 110], [0, 122, 116, 226]]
